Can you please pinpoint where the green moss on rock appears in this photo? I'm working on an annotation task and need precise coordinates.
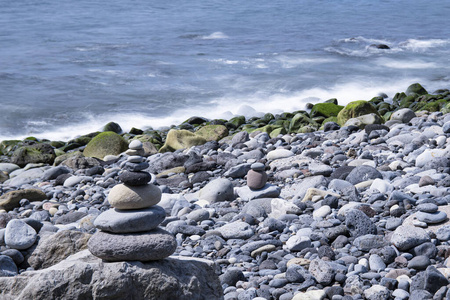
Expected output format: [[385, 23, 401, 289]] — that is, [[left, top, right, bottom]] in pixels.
[[83, 131, 128, 159], [310, 103, 344, 118], [11, 143, 56, 168], [195, 125, 229, 142], [102, 122, 122, 134], [406, 83, 428, 96], [337, 100, 381, 126], [159, 129, 207, 153]]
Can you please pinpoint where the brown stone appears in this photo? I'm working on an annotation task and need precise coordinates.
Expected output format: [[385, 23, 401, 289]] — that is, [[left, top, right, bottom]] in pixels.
[[247, 170, 267, 190]]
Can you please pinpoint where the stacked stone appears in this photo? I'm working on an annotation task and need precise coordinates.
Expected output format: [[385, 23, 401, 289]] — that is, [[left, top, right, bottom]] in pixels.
[[88, 140, 177, 261], [246, 162, 267, 190]]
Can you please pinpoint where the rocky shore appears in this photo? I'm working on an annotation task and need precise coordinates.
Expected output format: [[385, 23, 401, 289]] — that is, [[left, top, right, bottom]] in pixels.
[[1, 83, 450, 299]]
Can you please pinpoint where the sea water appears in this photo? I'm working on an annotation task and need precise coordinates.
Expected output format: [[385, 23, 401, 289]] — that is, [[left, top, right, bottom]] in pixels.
[[1, 0, 450, 141]]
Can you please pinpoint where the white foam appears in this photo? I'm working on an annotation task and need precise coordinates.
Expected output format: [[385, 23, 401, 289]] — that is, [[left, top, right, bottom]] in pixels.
[[399, 39, 450, 51], [276, 56, 337, 68], [202, 32, 229, 40], [376, 58, 438, 69]]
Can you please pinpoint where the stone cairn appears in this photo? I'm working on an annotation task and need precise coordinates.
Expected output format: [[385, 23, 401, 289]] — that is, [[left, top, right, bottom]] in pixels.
[[88, 140, 177, 261], [246, 162, 267, 190]]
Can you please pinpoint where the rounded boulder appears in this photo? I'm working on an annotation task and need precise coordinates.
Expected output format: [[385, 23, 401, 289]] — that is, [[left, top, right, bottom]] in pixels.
[[108, 183, 161, 209]]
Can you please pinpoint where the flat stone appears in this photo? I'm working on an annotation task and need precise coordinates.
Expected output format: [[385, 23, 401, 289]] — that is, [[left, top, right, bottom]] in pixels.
[[407, 255, 431, 270], [313, 205, 331, 219], [250, 162, 265, 172], [88, 227, 176, 261], [108, 183, 161, 210], [119, 171, 152, 186], [417, 203, 438, 213], [416, 211, 447, 224], [4, 219, 37, 250], [127, 155, 144, 163], [236, 184, 281, 201], [285, 235, 312, 252], [418, 175, 435, 187], [94, 206, 166, 233], [266, 149, 294, 160], [217, 221, 254, 240]]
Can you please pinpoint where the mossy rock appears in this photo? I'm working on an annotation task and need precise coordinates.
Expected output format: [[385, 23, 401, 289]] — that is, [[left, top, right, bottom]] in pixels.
[[312, 116, 326, 125], [256, 125, 279, 135], [50, 141, 66, 148], [415, 99, 448, 112], [310, 103, 344, 118], [369, 96, 384, 106], [195, 125, 229, 142], [406, 83, 428, 96], [399, 95, 416, 108], [228, 116, 246, 129], [252, 119, 267, 126], [241, 125, 258, 133], [159, 129, 207, 153], [11, 143, 56, 168], [102, 122, 122, 134], [129, 127, 144, 135], [261, 113, 275, 123], [337, 100, 381, 126], [299, 125, 318, 133], [288, 113, 316, 133], [269, 127, 287, 138], [0, 140, 22, 156], [383, 111, 393, 122], [392, 92, 407, 107], [24, 136, 38, 142], [83, 131, 128, 159]]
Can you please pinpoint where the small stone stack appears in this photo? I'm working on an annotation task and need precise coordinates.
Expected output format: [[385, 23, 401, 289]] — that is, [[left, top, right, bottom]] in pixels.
[[246, 162, 267, 190], [88, 140, 177, 261]]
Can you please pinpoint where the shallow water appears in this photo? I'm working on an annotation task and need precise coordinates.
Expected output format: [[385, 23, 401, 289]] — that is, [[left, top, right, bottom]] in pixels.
[[1, 0, 450, 140]]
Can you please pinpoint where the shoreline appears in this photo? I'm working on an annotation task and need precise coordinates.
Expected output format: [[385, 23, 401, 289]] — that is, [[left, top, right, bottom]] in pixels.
[[0, 83, 450, 298]]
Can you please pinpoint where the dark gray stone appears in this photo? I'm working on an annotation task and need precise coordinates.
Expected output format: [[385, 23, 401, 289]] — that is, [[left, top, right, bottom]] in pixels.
[[345, 209, 377, 237], [0, 255, 18, 277], [119, 171, 151, 186], [346, 165, 382, 185]]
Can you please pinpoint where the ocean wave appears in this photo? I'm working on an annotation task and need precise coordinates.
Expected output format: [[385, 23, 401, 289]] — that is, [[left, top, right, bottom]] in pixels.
[[376, 58, 439, 69], [201, 32, 229, 40], [399, 38, 450, 52]]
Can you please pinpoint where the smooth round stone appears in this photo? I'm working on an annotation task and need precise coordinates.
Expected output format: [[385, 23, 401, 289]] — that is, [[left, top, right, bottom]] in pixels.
[[88, 227, 176, 261], [108, 183, 161, 209], [251, 162, 265, 172], [416, 203, 438, 213], [4, 219, 37, 250], [119, 171, 151, 186], [94, 206, 166, 233], [120, 161, 149, 172], [247, 169, 268, 190], [407, 255, 431, 270], [416, 211, 447, 224], [313, 205, 331, 219], [128, 139, 143, 150], [127, 155, 144, 163]]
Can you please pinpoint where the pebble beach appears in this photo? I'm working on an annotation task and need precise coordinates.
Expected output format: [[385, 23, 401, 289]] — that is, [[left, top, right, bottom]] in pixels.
[[1, 83, 450, 299]]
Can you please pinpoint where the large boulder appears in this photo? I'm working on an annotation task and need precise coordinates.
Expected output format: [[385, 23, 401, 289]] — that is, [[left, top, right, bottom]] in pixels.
[[0, 250, 223, 300], [288, 113, 317, 133], [337, 100, 381, 126], [11, 143, 56, 167], [83, 132, 128, 159], [406, 83, 428, 96], [27, 230, 91, 270], [0, 189, 47, 211], [159, 130, 207, 153], [195, 125, 229, 142]]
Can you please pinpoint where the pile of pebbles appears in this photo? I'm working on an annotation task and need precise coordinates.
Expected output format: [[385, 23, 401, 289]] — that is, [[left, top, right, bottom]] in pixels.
[[1, 110, 450, 299]]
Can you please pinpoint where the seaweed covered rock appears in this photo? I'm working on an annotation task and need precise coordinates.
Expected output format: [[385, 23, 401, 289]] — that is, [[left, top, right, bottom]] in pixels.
[[337, 100, 381, 126], [83, 131, 128, 159], [195, 125, 229, 142], [310, 103, 344, 118], [159, 129, 207, 153], [406, 83, 428, 96], [11, 143, 56, 167]]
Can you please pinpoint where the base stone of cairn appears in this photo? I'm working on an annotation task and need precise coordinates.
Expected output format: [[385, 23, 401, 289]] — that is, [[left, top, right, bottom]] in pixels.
[[88, 140, 177, 261]]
